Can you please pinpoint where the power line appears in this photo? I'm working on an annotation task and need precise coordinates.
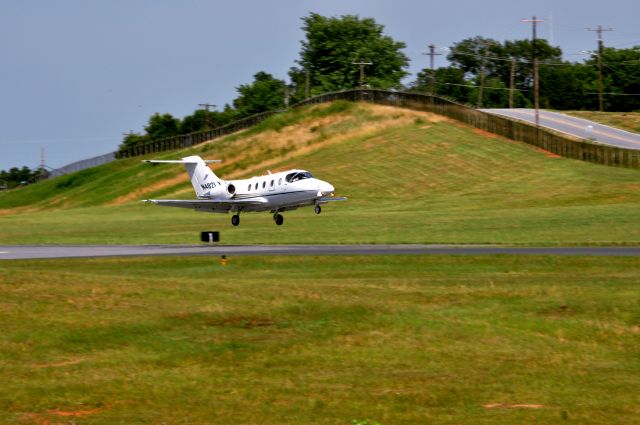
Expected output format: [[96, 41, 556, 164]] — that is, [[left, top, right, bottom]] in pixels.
[[440, 82, 531, 91], [586, 92, 640, 96]]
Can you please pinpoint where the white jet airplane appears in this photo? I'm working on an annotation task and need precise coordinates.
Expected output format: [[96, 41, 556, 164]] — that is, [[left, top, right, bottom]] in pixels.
[[142, 155, 346, 226]]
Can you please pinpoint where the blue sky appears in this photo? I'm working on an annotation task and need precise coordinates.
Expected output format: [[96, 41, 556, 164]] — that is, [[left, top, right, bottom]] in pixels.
[[2, 0, 639, 170]]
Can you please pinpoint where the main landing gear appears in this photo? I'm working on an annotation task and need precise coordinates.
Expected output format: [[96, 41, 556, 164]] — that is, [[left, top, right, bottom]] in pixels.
[[231, 214, 240, 226], [273, 213, 284, 226]]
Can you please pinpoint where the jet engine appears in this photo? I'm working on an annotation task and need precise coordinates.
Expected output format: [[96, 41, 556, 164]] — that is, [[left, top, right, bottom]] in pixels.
[[205, 182, 236, 200]]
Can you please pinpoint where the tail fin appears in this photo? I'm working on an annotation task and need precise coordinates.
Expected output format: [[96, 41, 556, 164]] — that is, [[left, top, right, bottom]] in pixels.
[[143, 155, 222, 198]]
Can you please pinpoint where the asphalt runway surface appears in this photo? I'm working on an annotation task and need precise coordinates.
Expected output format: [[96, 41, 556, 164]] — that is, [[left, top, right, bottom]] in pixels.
[[480, 108, 640, 150], [2, 244, 640, 260]]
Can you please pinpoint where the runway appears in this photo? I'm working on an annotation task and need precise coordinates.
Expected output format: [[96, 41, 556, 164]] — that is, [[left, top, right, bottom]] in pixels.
[[2, 244, 640, 260]]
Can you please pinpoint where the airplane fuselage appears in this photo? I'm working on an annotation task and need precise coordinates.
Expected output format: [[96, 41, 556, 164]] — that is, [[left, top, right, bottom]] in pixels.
[[143, 156, 345, 226], [204, 169, 334, 213]]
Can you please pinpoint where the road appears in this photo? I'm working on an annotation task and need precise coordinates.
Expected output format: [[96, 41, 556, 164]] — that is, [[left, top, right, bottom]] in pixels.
[[479, 108, 640, 150], [2, 244, 640, 260]]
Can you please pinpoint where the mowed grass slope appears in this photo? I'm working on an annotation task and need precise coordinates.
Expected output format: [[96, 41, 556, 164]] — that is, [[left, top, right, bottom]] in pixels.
[[1, 255, 639, 424], [1, 101, 640, 244]]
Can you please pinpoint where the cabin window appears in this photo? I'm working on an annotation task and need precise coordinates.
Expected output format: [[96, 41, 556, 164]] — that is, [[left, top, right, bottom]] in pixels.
[[247, 184, 251, 191], [262, 181, 266, 188], [270, 180, 274, 187], [254, 183, 258, 190], [278, 178, 282, 185]]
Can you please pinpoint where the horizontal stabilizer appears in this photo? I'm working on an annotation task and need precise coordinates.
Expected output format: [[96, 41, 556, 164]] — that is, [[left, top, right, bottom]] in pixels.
[[143, 159, 222, 164]]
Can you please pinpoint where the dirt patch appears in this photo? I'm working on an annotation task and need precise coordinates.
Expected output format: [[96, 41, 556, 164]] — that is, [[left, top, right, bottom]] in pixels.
[[0, 206, 41, 216], [534, 147, 562, 158], [33, 358, 85, 369], [473, 128, 498, 138], [365, 103, 448, 123], [484, 403, 544, 409], [47, 407, 103, 417], [109, 172, 188, 205], [20, 407, 104, 424]]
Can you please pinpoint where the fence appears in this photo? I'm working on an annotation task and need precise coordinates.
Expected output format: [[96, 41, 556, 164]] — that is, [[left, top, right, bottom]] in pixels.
[[49, 151, 117, 177], [115, 110, 276, 159], [76, 89, 640, 170]]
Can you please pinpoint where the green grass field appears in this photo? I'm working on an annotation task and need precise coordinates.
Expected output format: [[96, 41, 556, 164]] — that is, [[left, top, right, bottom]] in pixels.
[[1, 255, 639, 424], [2, 102, 640, 245], [1, 102, 640, 424]]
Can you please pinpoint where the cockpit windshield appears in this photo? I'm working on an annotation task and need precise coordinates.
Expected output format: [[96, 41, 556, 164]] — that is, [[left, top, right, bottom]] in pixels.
[[285, 171, 314, 183]]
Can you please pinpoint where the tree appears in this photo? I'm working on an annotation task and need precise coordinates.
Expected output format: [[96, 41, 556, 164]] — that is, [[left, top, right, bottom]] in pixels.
[[119, 132, 150, 150], [144, 113, 181, 140], [593, 46, 640, 111], [468, 77, 510, 108], [233, 71, 285, 117], [180, 106, 239, 134], [446, 37, 563, 108], [446, 36, 504, 79], [292, 13, 409, 98], [539, 62, 597, 110], [411, 66, 470, 103], [0, 166, 38, 189], [118, 113, 179, 151]]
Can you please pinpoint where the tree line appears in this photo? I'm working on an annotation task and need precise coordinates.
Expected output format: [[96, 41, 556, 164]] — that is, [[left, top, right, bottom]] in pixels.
[[119, 13, 640, 152], [0, 166, 42, 190]]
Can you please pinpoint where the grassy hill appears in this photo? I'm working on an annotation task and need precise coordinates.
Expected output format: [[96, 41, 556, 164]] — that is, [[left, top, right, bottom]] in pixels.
[[2, 101, 640, 245]]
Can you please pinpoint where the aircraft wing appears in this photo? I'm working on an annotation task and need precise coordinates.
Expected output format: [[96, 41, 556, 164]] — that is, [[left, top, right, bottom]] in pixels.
[[143, 198, 267, 213]]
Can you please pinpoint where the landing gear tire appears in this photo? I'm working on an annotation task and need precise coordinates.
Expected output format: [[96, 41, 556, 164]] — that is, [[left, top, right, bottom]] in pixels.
[[231, 214, 240, 226], [314, 205, 322, 215], [274, 213, 284, 226]]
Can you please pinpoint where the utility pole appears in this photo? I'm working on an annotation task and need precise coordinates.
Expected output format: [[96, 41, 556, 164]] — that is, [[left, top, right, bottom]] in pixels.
[[509, 57, 516, 108], [198, 103, 216, 129], [523, 16, 544, 126], [352, 61, 372, 89], [587, 25, 613, 112], [422, 44, 442, 95]]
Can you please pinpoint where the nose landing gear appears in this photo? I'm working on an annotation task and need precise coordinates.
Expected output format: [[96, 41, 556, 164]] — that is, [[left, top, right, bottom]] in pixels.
[[231, 214, 240, 226], [314, 204, 322, 215], [273, 213, 284, 226]]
